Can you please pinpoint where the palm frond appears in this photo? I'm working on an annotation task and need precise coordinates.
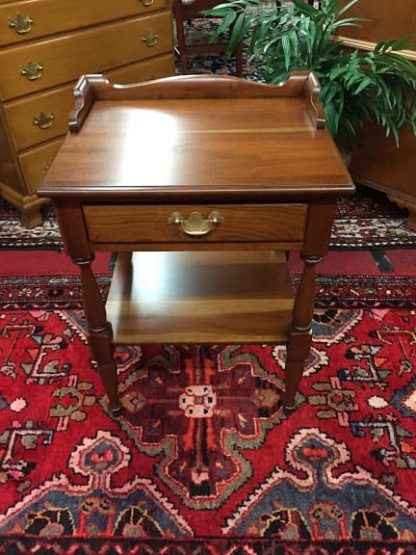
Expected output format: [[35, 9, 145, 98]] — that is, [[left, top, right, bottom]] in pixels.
[[204, 0, 416, 148]]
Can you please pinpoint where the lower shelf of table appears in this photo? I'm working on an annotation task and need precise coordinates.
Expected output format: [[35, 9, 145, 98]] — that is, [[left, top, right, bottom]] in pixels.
[[105, 250, 295, 344]]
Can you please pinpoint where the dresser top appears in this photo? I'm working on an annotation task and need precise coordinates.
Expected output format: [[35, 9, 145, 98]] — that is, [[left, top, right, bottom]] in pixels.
[[39, 74, 354, 202]]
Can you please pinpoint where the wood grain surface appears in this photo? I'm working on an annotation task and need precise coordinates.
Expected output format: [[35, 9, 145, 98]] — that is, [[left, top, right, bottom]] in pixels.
[[106, 251, 295, 344]]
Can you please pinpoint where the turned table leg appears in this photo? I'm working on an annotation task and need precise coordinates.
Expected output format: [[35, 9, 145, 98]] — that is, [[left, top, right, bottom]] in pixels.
[[284, 255, 321, 411], [74, 255, 122, 413]]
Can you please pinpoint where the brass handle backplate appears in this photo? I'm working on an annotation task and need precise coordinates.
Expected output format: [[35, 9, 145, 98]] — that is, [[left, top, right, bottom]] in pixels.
[[142, 31, 159, 47], [8, 13, 33, 34], [141, 0, 154, 5], [20, 61, 43, 80], [168, 211, 224, 237], [33, 111, 55, 129]]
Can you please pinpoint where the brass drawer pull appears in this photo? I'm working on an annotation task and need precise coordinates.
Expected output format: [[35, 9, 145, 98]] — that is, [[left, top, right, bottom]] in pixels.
[[142, 31, 159, 47], [8, 13, 34, 34], [141, 0, 154, 5], [168, 211, 224, 237], [20, 61, 43, 80], [33, 111, 55, 129]]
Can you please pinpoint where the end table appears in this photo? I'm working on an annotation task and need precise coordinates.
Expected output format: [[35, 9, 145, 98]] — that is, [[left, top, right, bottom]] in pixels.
[[38, 73, 354, 413]]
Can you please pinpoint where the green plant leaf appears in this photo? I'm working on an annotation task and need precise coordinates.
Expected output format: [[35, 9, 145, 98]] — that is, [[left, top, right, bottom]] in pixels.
[[332, 17, 363, 30], [354, 75, 373, 94], [228, 12, 246, 53], [281, 34, 292, 70], [291, 0, 318, 17], [204, 0, 416, 149], [338, 0, 360, 16]]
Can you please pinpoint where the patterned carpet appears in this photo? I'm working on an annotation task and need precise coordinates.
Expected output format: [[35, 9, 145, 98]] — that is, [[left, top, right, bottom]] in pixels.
[[0, 308, 415, 553], [1, 259, 416, 311]]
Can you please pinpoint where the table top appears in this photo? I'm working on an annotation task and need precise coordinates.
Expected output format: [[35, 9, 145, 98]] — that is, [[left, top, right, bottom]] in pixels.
[[39, 74, 354, 202]]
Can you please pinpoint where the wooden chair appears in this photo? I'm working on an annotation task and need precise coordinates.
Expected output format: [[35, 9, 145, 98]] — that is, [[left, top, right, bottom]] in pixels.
[[173, 0, 243, 76]]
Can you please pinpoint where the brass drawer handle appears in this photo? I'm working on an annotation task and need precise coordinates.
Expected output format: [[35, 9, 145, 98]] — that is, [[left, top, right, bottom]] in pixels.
[[8, 13, 34, 34], [20, 61, 43, 80], [33, 111, 55, 129], [168, 211, 224, 237], [142, 31, 159, 47], [141, 0, 154, 5]]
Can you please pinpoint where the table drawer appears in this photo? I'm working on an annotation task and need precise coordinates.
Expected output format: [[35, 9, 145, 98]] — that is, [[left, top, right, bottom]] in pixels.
[[0, 0, 168, 47], [83, 203, 308, 244], [0, 13, 173, 100], [5, 54, 174, 151]]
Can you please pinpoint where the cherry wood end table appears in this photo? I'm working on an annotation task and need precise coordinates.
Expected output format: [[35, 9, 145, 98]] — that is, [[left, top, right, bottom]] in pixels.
[[38, 73, 354, 414]]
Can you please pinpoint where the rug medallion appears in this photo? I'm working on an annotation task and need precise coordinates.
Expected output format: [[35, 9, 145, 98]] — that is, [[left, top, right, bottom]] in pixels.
[[0, 308, 415, 552]]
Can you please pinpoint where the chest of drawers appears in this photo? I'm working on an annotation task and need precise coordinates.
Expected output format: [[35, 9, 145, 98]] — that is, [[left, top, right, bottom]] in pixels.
[[0, 0, 174, 227]]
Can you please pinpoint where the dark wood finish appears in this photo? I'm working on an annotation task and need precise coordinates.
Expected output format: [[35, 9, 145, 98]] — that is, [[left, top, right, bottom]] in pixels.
[[68, 72, 324, 131], [338, 0, 416, 229], [39, 73, 354, 413], [76, 256, 119, 412], [340, 0, 416, 44], [106, 251, 294, 344], [44, 75, 350, 201], [173, 0, 243, 76], [83, 203, 308, 244], [0, 0, 174, 227], [302, 200, 338, 257], [349, 124, 416, 231]]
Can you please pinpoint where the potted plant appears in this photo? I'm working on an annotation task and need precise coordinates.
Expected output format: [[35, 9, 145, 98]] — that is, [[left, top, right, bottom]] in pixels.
[[203, 0, 416, 152]]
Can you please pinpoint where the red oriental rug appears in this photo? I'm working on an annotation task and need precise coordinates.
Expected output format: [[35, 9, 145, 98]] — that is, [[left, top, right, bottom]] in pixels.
[[2, 247, 416, 311], [0, 307, 416, 553]]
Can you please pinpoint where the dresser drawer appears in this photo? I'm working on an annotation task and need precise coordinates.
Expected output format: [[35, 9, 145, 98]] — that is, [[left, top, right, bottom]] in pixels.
[[4, 54, 174, 151], [18, 137, 64, 195], [0, 13, 173, 100], [83, 204, 308, 244], [0, 0, 168, 47], [5, 85, 74, 151]]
